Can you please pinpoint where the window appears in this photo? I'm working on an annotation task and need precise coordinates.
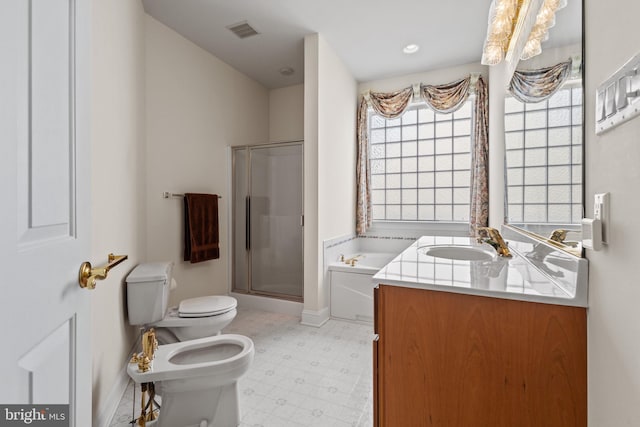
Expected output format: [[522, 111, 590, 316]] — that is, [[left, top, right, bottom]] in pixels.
[[504, 83, 583, 224], [369, 100, 474, 223]]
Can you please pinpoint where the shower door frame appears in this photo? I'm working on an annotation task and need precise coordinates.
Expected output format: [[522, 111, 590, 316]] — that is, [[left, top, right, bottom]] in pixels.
[[231, 141, 304, 302]]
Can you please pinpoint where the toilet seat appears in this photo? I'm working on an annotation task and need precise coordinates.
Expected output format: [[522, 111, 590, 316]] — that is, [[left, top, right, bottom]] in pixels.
[[178, 295, 237, 318], [153, 306, 237, 329]]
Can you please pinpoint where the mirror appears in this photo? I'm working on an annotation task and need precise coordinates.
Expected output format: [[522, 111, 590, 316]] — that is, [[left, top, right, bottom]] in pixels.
[[503, 0, 584, 256]]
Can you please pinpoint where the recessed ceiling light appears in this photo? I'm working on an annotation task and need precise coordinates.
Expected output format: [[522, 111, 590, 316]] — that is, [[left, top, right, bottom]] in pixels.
[[279, 66, 295, 76], [403, 44, 420, 54]]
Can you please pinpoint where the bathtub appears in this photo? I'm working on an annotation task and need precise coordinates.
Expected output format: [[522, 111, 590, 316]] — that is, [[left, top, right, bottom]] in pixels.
[[328, 252, 398, 322]]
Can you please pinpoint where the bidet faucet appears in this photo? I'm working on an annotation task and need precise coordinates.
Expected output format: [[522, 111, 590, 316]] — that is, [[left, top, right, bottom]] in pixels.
[[476, 227, 512, 258], [130, 328, 158, 373]]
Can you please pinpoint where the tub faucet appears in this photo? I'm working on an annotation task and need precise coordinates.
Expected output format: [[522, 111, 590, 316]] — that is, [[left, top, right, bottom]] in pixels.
[[343, 255, 363, 266], [476, 227, 512, 258]]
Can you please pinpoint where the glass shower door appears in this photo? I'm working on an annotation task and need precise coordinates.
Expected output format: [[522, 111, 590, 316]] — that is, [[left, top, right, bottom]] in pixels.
[[232, 143, 303, 301], [249, 144, 303, 299]]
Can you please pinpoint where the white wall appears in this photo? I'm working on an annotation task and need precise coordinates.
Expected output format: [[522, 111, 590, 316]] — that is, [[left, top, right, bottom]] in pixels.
[[585, 0, 640, 424], [144, 16, 269, 306], [303, 34, 358, 317], [90, 0, 146, 422], [269, 84, 304, 143], [358, 62, 486, 93]]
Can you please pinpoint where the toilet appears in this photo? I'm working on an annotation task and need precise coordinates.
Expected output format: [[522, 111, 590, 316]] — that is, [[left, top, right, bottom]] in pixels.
[[127, 334, 254, 427], [126, 262, 238, 344]]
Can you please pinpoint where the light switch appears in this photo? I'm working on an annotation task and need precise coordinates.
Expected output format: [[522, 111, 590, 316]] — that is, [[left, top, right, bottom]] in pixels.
[[594, 192, 610, 244], [596, 90, 606, 122], [582, 218, 602, 251], [616, 76, 629, 110], [605, 82, 617, 117]]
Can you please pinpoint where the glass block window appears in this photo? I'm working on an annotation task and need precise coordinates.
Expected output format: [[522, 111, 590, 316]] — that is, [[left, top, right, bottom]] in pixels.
[[369, 100, 473, 222], [505, 83, 583, 224]]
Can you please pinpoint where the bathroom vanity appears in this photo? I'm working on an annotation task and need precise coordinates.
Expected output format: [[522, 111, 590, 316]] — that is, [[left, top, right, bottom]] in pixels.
[[372, 233, 588, 427]]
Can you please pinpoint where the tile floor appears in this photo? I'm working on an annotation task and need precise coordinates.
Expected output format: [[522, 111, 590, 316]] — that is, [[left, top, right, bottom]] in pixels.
[[109, 307, 374, 427]]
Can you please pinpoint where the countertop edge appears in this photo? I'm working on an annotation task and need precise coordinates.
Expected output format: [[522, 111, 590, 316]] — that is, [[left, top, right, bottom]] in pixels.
[[372, 277, 588, 308]]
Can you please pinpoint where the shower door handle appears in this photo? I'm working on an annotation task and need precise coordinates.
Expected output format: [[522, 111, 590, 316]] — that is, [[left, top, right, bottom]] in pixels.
[[245, 196, 251, 251]]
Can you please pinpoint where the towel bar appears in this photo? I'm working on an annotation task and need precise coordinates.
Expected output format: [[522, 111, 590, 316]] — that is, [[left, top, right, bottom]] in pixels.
[[163, 192, 222, 199]]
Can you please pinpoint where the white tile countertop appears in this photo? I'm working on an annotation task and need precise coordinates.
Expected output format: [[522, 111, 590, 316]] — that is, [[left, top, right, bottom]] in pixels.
[[372, 232, 588, 307]]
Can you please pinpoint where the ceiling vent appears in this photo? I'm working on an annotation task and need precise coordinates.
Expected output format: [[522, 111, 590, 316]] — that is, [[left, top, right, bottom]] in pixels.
[[227, 21, 259, 39]]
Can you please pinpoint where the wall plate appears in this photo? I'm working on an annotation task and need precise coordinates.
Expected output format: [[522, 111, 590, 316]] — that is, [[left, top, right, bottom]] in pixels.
[[596, 52, 640, 134]]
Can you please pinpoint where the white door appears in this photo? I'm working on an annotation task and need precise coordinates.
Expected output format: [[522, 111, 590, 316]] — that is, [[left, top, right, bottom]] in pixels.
[[0, 0, 91, 425]]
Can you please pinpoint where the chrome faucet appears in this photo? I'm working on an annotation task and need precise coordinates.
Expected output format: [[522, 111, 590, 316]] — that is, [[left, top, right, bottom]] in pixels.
[[476, 227, 512, 258]]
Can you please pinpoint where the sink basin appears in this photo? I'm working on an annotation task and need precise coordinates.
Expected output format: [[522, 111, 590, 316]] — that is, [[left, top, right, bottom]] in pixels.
[[418, 245, 497, 261]]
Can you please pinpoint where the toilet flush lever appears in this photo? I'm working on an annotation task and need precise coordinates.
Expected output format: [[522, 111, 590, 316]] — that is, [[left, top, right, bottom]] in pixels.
[[78, 253, 128, 289]]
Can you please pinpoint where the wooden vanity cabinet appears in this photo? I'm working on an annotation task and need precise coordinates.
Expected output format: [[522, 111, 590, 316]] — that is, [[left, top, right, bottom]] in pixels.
[[373, 284, 587, 427]]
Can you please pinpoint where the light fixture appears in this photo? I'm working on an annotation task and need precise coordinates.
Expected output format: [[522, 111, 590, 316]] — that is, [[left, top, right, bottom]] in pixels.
[[403, 44, 420, 55], [279, 66, 295, 76], [481, 0, 567, 66]]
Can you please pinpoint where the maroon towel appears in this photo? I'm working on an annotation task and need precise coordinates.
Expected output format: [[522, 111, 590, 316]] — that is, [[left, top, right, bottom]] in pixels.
[[184, 193, 219, 263]]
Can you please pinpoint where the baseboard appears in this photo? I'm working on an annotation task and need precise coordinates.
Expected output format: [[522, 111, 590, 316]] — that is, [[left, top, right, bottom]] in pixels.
[[93, 341, 136, 427], [300, 307, 330, 327], [230, 292, 303, 317]]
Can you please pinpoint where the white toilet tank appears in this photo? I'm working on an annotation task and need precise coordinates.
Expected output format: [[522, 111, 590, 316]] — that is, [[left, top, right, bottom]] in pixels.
[[126, 262, 173, 326]]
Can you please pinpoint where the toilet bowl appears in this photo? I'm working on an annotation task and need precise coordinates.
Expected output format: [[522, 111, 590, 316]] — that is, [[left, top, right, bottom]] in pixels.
[[127, 334, 254, 427], [126, 262, 238, 344]]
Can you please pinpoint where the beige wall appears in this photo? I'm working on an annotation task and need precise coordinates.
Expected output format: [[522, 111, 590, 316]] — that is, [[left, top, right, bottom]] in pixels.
[[90, 0, 146, 422], [585, 0, 640, 424], [303, 35, 321, 314], [269, 84, 304, 143], [144, 16, 269, 306], [317, 36, 358, 246], [304, 34, 358, 315], [317, 34, 358, 309]]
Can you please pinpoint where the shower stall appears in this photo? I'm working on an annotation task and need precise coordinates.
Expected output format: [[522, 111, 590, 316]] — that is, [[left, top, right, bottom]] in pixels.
[[232, 142, 304, 301]]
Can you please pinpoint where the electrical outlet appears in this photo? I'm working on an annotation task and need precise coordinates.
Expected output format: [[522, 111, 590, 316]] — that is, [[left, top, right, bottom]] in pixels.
[[594, 193, 610, 244]]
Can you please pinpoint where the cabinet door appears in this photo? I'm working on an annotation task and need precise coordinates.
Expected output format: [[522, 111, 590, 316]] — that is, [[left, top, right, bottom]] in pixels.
[[375, 285, 587, 427]]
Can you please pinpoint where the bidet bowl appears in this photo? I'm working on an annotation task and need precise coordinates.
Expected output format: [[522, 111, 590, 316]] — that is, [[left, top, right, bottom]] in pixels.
[[170, 341, 243, 365], [418, 244, 497, 261], [127, 334, 255, 386]]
